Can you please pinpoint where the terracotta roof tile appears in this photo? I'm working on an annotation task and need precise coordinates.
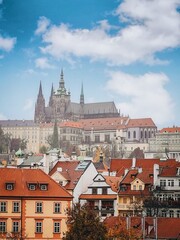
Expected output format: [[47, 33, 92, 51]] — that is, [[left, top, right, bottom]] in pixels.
[[79, 194, 117, 200], [49, 161, 85, 190], [80, 117, 128, 131], [159, 127, 180, 133], [0, 168, 72, 198], [126, 118, 156, 128]]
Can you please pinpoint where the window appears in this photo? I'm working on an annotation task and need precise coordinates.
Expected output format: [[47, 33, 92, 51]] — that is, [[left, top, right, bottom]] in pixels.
[[92, 188, 97, 194], [160, 179, 166, 187], [13, 201, 20, 212], [40, 184, 48, 191], [161, 210, 167, 217], [128, 131, 130, 139], [168, 180, 174, 187], [139, 185, 142, 190], [54, 222, 60, 233], [29, 184, 36, 190], [0, 202, 7, 212], [105, 134, 110, 143], [133, 185, 136, 190], [0, 221, 6, 232], [36, 221, 42, 233], [6, 183, 14, 190], [169, 210, 174, 218], [54, 202, 61, 213], [12, 221, 19, 233], [95, 135, 100, 143], [133, 131, 136, 139], [177, 210, 180, 218], [102, 188, 107, 195], [36, 202, 43, 213]]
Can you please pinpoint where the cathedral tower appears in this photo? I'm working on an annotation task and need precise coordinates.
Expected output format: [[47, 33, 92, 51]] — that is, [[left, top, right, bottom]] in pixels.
[[34, 82, 46, 123]]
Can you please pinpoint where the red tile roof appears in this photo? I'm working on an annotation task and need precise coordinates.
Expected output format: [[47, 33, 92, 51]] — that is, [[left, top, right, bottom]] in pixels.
[[159, 127, 180, 133], [104, 176, 122, 192], [104, 216, 180, 239], [79, 194, 117, 200], [110, 158, 177, 176], [0, 168, 72, 198], [49, 161, 85, 190], [126, 118, 156, 128], [159, 162, 180, 177], [59, 121, 83, 128], [80, 117, 128, 131], [121, 169, 153, 185]]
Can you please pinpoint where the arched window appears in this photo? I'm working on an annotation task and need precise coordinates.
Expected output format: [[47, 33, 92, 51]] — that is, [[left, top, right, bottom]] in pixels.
[[133, 131, 136, 139], [141, 131, 143, 139], [145, 131, 147, 138], [128, 131, 130, 139]]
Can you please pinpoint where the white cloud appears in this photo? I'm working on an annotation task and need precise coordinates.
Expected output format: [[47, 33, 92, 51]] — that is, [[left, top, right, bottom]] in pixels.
[[35, 16, 50, 35], [0, 35, 16, 52], [23, 99, 34, 111], [106, 71, 175, 126], [35, 0, 180, 65], [35, 57, 54, 69]]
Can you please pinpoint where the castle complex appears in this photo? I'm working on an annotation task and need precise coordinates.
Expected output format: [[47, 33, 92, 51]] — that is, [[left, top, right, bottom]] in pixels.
[[34, 70, 120, 123]]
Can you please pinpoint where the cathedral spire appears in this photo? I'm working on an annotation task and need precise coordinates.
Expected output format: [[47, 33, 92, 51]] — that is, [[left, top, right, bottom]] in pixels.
[[38, 81, 43, 97], [59, 69, 65, 89], [80, 82, 84, 105], [49, 83, 54, 107]]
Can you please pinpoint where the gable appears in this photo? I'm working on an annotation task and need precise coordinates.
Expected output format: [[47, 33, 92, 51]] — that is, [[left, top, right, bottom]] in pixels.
[[93, 174, 106, 182]]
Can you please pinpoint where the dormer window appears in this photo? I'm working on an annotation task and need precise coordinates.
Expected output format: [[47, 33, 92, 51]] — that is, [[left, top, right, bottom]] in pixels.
[[39, 184, 48, 191], [6, 183, 14, 190], [27, 183, 37, 190]]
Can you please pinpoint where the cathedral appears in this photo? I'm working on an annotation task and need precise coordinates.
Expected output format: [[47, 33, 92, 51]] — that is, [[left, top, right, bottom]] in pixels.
[[34, 70, 120, 123]]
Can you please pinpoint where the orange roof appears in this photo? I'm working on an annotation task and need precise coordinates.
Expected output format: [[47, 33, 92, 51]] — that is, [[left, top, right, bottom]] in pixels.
[[126, 118, 156, 128], [0, 168, 72, 198], [104, 216, 180, 239], [80, 117, 128, 131], [110, 158, 177, 176], [104, 176, 122, 192], [121, 169, 153, 184], [59, 121, 83, 128], [159, 162, 180, 177], [159, 127, 180, 133], [49, 161, 85, 190], [79, 194, 117, 200]]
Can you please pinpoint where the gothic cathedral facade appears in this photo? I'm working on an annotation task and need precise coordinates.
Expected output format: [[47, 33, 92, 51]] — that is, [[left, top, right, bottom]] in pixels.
[[34, 70, 120, 123]]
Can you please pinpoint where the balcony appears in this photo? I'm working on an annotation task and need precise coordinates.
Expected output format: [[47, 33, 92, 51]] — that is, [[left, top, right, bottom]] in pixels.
[[118, 204, 134, 210]]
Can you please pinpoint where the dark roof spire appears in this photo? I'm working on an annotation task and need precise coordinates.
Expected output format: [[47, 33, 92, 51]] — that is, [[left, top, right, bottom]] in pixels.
[[38, 81, 43, 97], [80, 82, 84, 105]]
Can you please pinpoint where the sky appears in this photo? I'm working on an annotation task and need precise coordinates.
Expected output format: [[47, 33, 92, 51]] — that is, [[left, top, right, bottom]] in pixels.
[[0, 0, 180, 129]]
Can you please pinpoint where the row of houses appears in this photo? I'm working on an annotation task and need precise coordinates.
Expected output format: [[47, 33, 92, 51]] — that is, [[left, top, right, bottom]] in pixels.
[[1, 119, 180, 161], [0, 117, 157, 156], [0, 156, 180, 239]]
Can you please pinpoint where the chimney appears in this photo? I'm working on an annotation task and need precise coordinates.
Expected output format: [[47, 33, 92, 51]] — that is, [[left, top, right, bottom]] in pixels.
[[132, 157, 136, 168], [153, 164, 159, 186]]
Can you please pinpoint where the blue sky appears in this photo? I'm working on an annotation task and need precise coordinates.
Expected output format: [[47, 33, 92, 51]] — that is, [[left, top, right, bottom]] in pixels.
[[0, 0, 180, 128]]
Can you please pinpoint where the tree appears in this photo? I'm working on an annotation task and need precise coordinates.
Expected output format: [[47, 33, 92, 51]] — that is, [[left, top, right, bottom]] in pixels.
[[39, 145, 48, 154], [52, 120, 59, 148], [10, 138, 27, 152], [143, 196, 172, 217], [46, 121, 60, 149], [63, 203, 108, 240], [129, 147, 144, 159], [105, 216, 142, 240]]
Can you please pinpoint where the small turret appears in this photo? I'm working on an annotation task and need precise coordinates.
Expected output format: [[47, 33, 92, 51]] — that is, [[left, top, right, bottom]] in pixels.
[[49, 83, 54, 107]]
